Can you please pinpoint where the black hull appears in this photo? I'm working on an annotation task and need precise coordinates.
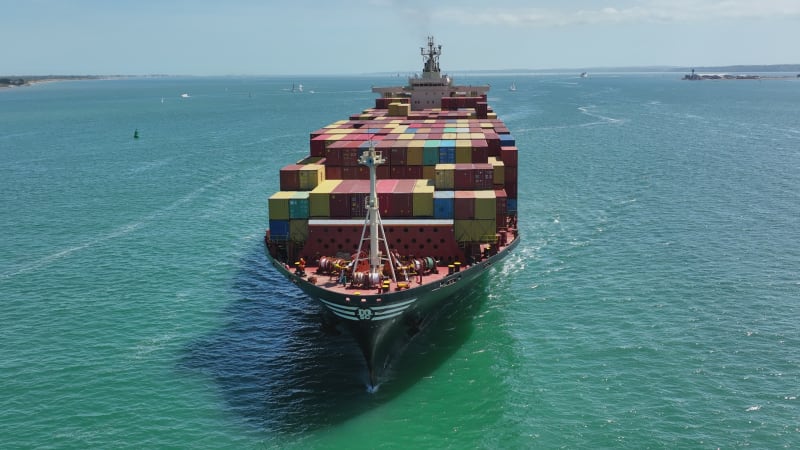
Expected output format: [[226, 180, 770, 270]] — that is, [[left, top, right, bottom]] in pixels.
[[266, 237, 519, 386]]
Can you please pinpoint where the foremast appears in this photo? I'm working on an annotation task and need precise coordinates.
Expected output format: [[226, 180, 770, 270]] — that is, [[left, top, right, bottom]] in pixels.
[[353, 144, 397, 283]]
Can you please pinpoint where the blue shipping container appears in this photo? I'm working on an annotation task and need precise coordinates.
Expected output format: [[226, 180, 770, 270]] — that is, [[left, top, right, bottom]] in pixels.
[[499, 134, 515, 146], [507, 199, 518, 213], [433, 191, 455, 219], [439, 147, 455, 163], [269, 219, 290, 240]]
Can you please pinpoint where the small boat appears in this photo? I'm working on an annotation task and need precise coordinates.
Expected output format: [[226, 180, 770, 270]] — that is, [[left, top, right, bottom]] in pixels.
[[580, 72, 588, 78], [133, 129, 139, 139], [180, 93, 190, 98]]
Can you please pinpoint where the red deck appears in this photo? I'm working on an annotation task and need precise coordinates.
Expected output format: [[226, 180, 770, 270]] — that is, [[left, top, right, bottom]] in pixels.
[[281, 230, 518, 296]]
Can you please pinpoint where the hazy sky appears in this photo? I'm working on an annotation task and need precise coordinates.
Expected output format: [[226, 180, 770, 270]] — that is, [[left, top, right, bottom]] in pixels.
[[2, 0, 798, 75]]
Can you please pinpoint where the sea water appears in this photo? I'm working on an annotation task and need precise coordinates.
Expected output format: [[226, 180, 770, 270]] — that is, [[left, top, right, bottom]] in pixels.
[[1, 74, 798, 449]]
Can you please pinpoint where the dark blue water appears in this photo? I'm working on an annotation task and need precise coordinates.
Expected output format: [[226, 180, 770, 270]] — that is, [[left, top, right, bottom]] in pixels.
[[1, 74, 798, 448]]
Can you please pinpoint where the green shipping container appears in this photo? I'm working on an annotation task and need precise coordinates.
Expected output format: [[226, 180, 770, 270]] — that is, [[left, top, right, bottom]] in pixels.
[[268, 191, 295, 220], [412, 179, 435, 217], [454, 219, 497, 242], [309, 180, 341, 217], [434, 164, 455, 190], [422, 146, 439, 165], [289, 191, 310, 219], [473, 190, 496, 220], [289, 219, 309, 242], [298, 164, 325, 190]]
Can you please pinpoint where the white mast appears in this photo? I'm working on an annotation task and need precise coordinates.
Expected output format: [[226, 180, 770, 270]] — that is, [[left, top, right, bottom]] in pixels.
[[354, 143, 397, 283]]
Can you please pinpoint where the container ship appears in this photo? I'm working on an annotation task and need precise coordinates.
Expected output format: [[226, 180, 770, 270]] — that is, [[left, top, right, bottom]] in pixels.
[[264, 36, 519, 387]]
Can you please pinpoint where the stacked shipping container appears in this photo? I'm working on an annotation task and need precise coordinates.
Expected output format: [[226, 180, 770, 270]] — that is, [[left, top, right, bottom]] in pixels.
[[268, 99, 518, 264]]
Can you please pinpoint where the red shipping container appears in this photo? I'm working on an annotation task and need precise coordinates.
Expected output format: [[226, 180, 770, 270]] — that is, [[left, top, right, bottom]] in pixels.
[[376, 140, 394, 165], [453, 164, 472, 190], [311, 135, 328, 157], [330, 180, 369, 218], [389, 165, 407, 179], [377, 180, 408, 217], [329, 193, 350, 218], [485, 131, 501, 157], [505, 183, 518, 199], [495, 189, 508, 228], [480, 164, 495, 189], [279, 164, 302, 191], [325, 165, 342, 180], [453, 164, 494, 190], [503, 166, 518, 185], [350, 193, 368, 218], [454, 191, 476, 219], [504, 166, 518, 198], [500, 146, 518, 167], [341, 165, 369, 180], [390, 146, 408, 166], [376, 165, 391, 179], [476, 101, 488, 119], [470, 139, 489, 163], [324, 141, 345, 165], [405, 165, 423, 179]]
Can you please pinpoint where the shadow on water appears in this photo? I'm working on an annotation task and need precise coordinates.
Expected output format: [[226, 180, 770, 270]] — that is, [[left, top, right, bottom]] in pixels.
[[179, 244, 489, 434]]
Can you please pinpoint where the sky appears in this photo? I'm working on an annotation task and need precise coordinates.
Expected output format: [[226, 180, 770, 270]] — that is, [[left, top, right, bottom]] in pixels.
[[1, 0, 798, 76]]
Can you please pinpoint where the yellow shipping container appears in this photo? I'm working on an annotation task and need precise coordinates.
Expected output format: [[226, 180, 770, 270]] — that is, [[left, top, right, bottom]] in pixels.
[[454, 219, 497, 242], [489, 157, 505, 185], [434, 164, 455, 190], [299, 164, 325, 190], [289, 220, 308, 242], [268, 191, 295, 220], [407, 141, 424, 165], [473, 191, 496, 220], [297, 155, 324, 165], [413, 179, 435, 217], [309, 180, 341, 217], [422, 165, 435, 181], [325, 134, 345, 144], [389, 102, 410, 117], [456, 147, 473, 164], [441, 132, 457, 140], [324, 120, 349, 128]]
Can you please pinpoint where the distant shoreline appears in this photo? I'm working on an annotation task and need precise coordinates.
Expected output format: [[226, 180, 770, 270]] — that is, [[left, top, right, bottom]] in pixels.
[[0, 75, 125, 89]]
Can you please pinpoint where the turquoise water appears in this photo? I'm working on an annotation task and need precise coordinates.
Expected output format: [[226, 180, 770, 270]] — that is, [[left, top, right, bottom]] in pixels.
[[1, 74, 798, 448]]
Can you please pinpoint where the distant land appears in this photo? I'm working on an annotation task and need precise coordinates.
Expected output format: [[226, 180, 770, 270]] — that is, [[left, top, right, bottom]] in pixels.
[[445, 64, 800, 75], [0, 75, 131, 88], [3, 65, 799, 86]]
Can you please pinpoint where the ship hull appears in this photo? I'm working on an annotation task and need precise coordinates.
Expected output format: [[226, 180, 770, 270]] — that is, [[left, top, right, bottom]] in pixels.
[[266, 237, 519, 386]]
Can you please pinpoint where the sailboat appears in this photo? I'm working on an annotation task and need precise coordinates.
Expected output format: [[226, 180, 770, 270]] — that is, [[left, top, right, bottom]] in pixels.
[[509, 82, 516, 91]]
